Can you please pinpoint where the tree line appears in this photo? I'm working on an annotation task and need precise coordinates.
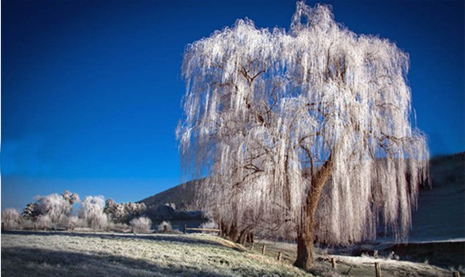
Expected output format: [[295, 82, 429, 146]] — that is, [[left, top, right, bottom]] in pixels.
[[2, 190, 150, 232]]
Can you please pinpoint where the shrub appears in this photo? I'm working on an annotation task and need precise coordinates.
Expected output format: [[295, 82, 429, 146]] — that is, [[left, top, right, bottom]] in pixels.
[[108, 222, 131, 233], [79, 196, 109, 230], [130, 217, 152, 234], [157, 221, 172, 233], [68, 216, 79, 230], [35, 214, 52, 230], [2, 208, 22, 230], [34, 193, 74, 228]]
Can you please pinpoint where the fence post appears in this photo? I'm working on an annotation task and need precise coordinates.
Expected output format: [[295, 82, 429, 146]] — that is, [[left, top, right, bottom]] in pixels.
[[375, 262, 381, 277], [331, 257, 337, 269], [277, 251, 282, 261], [183, 224, 187, 234], [261, 244, 266, 255]]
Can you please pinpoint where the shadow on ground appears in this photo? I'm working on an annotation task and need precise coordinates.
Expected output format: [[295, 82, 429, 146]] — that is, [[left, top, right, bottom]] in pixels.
[[386, 241, 465, 268], [2, 246, 234, 277]]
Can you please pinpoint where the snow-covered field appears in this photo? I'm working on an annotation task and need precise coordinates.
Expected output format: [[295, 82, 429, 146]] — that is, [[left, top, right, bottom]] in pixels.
[[1, 231, 309, 277], [2, 231, 459, 277]]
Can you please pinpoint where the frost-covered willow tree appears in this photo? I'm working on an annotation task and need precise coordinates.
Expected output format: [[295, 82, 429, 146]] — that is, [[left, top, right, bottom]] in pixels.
[[177, 2, 429, 269]]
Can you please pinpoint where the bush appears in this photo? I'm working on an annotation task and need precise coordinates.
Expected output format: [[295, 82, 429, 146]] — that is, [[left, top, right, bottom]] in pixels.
[[130, 217, 152, 234], [2, 208, 22, 230], [35, 214, 52, 230], [157, 221, 172, 233], [68, 216, 79, 230], [36, 193, 73, 223], [79, 196, 109, 230], [108, 222, 131, 233]]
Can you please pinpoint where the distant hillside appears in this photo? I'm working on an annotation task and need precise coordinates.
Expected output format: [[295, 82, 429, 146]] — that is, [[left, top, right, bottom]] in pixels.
[[410, 152, 465, 241], [139, 178, 204, 211]]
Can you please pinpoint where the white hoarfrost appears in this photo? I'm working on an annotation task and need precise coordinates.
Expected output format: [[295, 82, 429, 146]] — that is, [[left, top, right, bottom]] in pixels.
[[34, 193, 75, 228], [157, 220, 172, 233], [2, 233, 312, 277], [79, 196, 109, 230], [1, 208, 22, 230], [177, 2, 429, 245], [130, 216, 153, 233]]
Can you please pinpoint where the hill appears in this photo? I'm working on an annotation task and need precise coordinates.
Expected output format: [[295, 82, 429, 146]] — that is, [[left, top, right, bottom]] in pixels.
[[139, 179, 204, 211], [410, 152, 465, 242]]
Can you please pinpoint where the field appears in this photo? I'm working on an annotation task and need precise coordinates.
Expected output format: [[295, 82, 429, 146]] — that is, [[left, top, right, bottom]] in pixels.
[[2, 231, 309, 277], [2, 231, 459, 277]]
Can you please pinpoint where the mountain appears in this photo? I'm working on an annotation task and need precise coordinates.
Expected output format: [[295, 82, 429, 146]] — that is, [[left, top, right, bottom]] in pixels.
[[410, 152, 465, 242], [139, 178, 204, 211]]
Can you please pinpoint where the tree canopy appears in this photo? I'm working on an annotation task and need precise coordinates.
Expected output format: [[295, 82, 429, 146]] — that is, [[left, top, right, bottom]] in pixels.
[[177, 1, 428, 256]]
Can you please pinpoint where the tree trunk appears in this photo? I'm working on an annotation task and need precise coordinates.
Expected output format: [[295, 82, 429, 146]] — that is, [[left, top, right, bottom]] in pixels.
[[294, 220, 315, 269], [218, 220, 224, 237], [294, 156, 333, 270], [247, 231, 254, 243], [222, 222, 239, 242], [237, 228, 249, 245]]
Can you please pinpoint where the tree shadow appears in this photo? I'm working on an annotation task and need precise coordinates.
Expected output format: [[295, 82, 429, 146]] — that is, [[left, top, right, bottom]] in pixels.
[[2, 246, 235, 277]]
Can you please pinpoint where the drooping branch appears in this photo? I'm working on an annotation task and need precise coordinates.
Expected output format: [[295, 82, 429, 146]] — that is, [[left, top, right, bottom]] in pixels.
[[177, 2, 429, 260]]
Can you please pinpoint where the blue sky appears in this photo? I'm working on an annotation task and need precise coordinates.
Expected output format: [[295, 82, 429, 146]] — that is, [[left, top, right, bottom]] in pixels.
[[2, 0, 464, 210]]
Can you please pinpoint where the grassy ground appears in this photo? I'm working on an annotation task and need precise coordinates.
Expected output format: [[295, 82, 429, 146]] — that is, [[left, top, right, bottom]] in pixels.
[[2, 231, 459, 277], [1, 231, 309, 277], [245, 240, 458, 277]]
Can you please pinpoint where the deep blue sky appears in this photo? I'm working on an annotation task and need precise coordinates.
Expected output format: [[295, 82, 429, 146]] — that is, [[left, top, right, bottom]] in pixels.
[[2, 0, 464, 210]]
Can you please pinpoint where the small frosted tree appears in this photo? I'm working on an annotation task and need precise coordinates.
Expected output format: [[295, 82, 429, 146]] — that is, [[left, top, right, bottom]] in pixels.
[[2, 208, 22, 230], [130, 216, 152, 234], [79, 196, 108, 230], [34, 192, 76, 229], [177, 2, 428, 269]]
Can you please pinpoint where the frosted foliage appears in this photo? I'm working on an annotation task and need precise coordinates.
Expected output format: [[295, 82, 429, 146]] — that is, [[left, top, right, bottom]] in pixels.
[[79, 196, 108, 230], [157, 221, 172, 233], [62, 190, 80, 205], [130, 217, 152, 233], [35, 215, 53, 230], [35, 193, 74, 226], [177, 2, 428, 245], [104, 199, 146, 223], [2, 209, 22, 230]]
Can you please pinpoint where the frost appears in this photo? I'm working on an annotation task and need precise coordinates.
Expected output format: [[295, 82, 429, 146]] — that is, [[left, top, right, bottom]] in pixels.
[[177, 1, 429, 248], [157, 220, 172, 233], [79, 196, 108, 230], [130, 216, 153, 233], [1, 208, 22, 230]]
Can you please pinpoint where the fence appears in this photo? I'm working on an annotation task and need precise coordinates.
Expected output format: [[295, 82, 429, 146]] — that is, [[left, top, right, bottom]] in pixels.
[[183, 225, 220, 234]]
